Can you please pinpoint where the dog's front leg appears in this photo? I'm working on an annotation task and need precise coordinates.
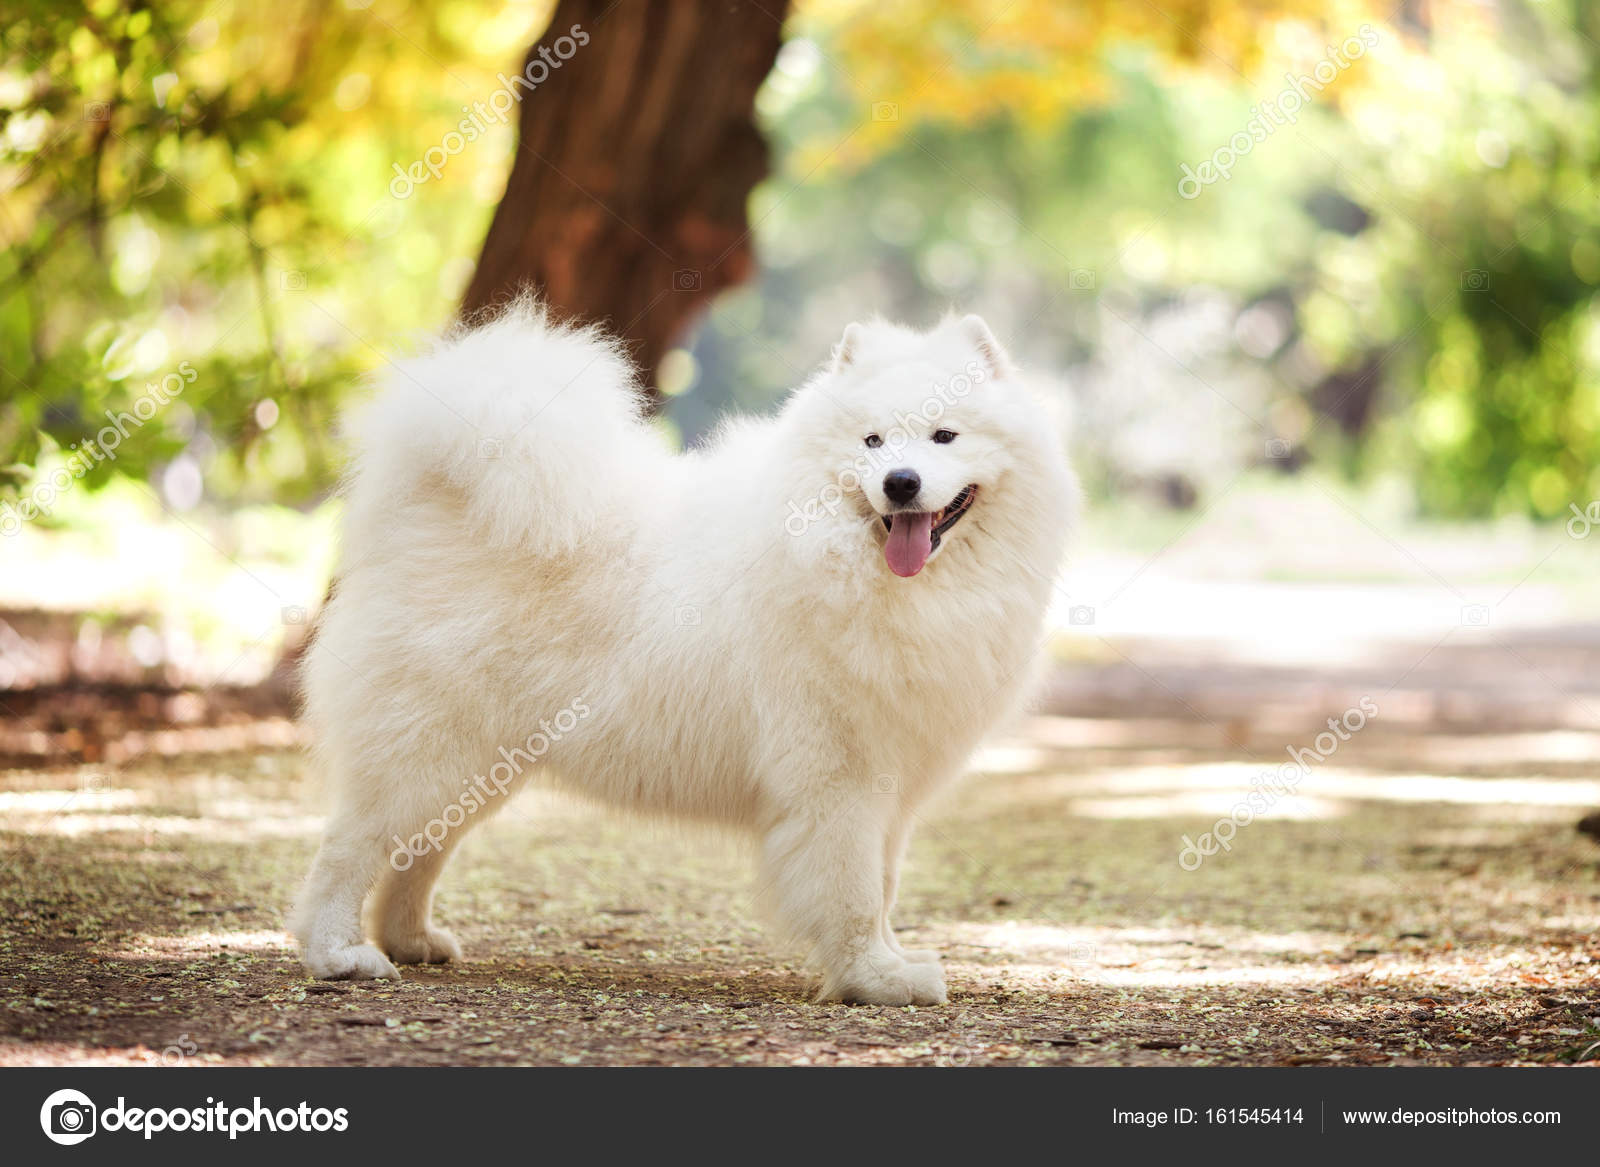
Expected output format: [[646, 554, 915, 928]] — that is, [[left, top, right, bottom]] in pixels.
[[759, 805, 947, 1005], [882, 817, 940, 965]]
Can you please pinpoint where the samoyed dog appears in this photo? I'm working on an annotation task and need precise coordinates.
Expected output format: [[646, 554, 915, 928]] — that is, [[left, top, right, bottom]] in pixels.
[[293, 301, 1075, 1004]]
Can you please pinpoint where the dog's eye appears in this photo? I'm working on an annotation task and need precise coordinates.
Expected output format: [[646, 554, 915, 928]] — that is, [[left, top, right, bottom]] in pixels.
[[864, 433, 883, 448], [932, 429, 958, 444]]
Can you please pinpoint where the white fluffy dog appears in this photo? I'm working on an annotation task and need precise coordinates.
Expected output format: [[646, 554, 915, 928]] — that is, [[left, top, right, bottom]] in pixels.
[[292, 302, 1075, 1004]]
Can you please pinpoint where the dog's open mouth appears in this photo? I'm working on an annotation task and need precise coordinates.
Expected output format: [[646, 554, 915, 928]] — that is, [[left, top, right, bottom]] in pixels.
[[881, 485, 978, 578]]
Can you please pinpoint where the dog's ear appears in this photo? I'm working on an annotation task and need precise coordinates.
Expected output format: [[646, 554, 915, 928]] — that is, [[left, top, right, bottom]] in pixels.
[[831, 322, 867, 374], [959, 314, 1015, 379]]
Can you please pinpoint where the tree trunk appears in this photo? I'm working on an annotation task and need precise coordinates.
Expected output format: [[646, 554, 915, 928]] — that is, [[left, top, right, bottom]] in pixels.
[[275, 2, 788, 692], [460, 0, 789, 400]]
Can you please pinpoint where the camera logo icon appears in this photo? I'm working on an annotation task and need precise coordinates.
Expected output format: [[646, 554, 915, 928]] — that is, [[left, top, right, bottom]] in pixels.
[[1068, 604, 1096, 626], [1460, 269, 1490, 292], [1068, 268, 1096, 291], [1460, 603, 1491, 627], [40, 1088, 97, 1145], [872, 101, 899, 122], [672, 269, 701, 291]]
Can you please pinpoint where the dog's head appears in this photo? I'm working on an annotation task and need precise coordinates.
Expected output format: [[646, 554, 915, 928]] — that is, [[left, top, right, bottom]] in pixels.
[[781, 314, 1073, 580]]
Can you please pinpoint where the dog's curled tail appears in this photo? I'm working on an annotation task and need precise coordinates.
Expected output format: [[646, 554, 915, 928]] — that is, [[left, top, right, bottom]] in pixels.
[[342, 297, 654, 553]]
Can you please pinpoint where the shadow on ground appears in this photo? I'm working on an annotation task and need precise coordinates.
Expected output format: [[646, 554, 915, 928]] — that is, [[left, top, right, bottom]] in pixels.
[[3, 659, 1598, 1065]]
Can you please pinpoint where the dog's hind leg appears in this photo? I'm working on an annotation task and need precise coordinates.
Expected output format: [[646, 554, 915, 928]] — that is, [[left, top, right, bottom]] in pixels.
[[369, 831, 464, 966], [292, 810, 401, 980]]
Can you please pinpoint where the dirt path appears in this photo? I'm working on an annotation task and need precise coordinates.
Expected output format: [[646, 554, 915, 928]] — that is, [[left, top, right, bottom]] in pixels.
[[3, 691, 1598, 1066]]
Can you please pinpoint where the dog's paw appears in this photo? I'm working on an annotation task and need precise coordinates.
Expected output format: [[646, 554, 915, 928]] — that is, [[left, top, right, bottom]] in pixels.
[[382, 926, 462, 966], [304, 943, 401, 981], [820, 958, 948, 1006]]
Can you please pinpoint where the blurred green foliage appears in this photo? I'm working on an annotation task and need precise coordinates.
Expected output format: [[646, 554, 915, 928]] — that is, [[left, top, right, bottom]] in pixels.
[[1, 0, 544, 506], [1331, 13, 1600, 517], [687, 0, 1600, 518], [2, 0, 1597, 520]]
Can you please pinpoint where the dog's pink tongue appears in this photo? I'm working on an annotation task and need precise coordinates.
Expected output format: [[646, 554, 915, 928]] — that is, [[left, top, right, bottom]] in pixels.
[[884, 512, 934, 577]]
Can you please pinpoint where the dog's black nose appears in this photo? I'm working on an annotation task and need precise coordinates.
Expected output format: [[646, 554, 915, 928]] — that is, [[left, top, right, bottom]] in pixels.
[[882, 468, 921, 505]]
